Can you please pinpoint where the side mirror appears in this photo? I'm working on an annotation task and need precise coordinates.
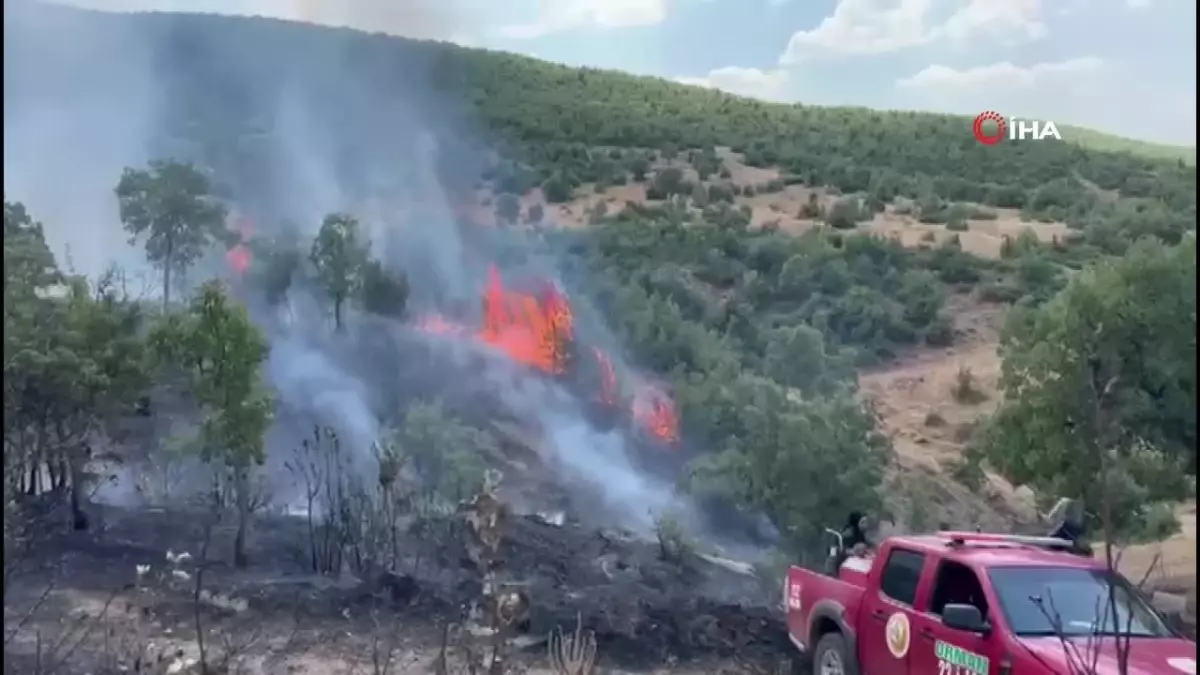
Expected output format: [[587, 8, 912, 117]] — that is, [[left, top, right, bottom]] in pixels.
[[942, 604, 989, 634]]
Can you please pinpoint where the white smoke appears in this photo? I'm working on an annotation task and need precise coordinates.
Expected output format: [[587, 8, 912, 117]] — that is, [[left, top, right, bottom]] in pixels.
[[4, 0, 694, 540]]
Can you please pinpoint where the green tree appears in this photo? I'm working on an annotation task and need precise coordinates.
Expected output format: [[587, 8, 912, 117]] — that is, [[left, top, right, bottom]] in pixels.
[[542, 175, 572, 203], [249, 222, 304, 306], [494, 192, 521, 224], [649, 167, 685, 198], [115, 159, 228, 310], [983, 237, 1196, 542], [391, 400, 491, 503], [689, 374, 889, 562], [359, 259, 409, 319], [527, 203, 545, 224], [825, 197, 862, 229], [4, 202, 61, 306], [4, 202, 61, 508], [6, 205, 151, 531], [310, 213, 369, 331], [629, 156, 650, 181], [150, 281, 274, 567], [6, 267, 149, 529], [896, 269, 946, 328], [761, 324, 851, 396]]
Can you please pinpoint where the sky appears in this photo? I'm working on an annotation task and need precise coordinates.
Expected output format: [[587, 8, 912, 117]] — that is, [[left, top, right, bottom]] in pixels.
[[60, 0, 1197, 145]]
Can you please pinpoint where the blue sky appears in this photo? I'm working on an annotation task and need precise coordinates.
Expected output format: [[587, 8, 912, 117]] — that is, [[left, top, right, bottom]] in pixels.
[[64, 0, 1196, 144]]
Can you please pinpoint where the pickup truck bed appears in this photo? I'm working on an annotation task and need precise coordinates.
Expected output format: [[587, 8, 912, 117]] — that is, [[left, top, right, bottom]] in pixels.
[[785, 557, 870, 656]]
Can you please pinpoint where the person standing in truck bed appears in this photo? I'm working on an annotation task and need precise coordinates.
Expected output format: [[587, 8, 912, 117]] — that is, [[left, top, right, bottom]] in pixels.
[[842, 511, 872, 555]]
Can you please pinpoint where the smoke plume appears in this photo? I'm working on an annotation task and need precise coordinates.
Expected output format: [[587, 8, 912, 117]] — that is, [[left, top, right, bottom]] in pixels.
[[3, 0, 710, 543]]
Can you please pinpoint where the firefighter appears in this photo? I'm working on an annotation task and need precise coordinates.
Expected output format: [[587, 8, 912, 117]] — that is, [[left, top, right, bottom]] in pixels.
[[841, 511, 873, 557]]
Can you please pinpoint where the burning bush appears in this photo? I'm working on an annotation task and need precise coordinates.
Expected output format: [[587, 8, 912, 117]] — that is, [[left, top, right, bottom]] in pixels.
[[415, 265, 679, 445]]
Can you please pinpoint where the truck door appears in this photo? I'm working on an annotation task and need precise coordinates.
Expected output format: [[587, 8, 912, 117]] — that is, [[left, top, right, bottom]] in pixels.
[[910, 560, 1005, 675], [860, 546, 928, 675]]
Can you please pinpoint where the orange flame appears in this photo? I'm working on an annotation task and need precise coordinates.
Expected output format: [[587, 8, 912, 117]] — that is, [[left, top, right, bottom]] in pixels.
[[479, 266, 572, 374], [633, 386, 679, 444], [226, 215, 253, 276], [415, 265, 679, 444]]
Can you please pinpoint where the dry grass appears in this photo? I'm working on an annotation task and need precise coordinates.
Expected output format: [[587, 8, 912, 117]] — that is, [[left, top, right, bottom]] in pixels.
[[858, 294, 1006, 469], [863, 209, 1071, 259], [1118, 502, 1198, 593]]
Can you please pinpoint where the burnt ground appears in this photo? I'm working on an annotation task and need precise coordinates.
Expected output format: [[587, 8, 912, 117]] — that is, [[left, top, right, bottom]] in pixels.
[[3, 504, 794, 675]]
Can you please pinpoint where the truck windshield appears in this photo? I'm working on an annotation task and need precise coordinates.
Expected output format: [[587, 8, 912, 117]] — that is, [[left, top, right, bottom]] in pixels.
[[988, 567, 1174, 638]]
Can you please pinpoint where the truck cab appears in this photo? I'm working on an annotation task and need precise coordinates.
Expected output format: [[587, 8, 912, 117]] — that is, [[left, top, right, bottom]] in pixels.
[[785, 532, 1196, 675]]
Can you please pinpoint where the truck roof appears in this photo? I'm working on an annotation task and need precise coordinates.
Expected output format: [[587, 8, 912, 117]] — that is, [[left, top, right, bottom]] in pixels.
[[888, 532, 1106, 571]]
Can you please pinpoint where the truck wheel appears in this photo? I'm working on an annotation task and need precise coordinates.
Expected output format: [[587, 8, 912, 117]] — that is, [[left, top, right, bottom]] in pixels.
[[812, 632, 859, 675]]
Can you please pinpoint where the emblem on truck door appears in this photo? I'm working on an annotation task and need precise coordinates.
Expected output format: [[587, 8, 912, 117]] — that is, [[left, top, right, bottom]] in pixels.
[[885, 612, 911, 658]]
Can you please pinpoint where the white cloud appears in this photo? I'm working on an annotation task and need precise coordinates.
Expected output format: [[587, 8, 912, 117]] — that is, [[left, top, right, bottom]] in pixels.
[[61, 0, 477, 41], [497, 0, 669, 39], [894, 56, 1196, 144], [896, 57, 1103, 90], [779, 0, 1047, 63], [934, 0, 1046, 45], [675, 66, 791, 101], [780, 0, 934, 61]]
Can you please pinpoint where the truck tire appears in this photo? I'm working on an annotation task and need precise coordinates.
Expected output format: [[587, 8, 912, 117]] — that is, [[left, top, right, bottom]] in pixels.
[[811, 632, 859, 675]]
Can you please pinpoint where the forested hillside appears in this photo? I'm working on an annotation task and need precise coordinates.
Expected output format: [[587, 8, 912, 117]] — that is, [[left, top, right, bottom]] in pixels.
[[6, 3, 1196, 251], [3, 3, 1196, 673]]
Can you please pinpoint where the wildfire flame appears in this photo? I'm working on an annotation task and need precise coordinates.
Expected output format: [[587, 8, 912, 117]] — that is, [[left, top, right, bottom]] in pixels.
[[217, 213, 679, 444], [226, 215, 253, 276], [480, 266, 572, 374], [215, 211, 676, 437], [416, 265, 679, 445], [633, 386, 680, 444]]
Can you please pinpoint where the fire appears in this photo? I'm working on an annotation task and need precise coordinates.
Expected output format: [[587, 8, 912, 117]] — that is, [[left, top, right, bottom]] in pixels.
[[415, 265, 679, 445], [225, 215, 254, 276], [633, 386, 680, 444], [227, 246, 251, 275], [479, 266, 572, 374]]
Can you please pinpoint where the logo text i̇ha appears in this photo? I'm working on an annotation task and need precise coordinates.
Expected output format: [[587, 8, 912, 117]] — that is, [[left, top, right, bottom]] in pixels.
[[973, 111, 1063, 145]]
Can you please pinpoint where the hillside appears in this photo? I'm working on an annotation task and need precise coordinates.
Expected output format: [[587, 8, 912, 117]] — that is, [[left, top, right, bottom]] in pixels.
[[3, 4, 1197, 674], [1060, 126, 1197, 165], [6, 4, 1196, 239]]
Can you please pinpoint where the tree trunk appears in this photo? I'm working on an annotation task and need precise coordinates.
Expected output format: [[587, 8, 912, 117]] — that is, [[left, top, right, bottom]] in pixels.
[[162, 243, 173, 311], [162, 267, 171, 312], [233, 466, 249, 568], [69, 456, 89, 531], [334, 297, 343, 331]]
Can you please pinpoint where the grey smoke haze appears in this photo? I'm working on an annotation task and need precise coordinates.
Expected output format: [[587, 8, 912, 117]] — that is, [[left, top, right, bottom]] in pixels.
[[4, 1, 160, 280], [58, 0, 483, 42], [4, 0, 697, 538]]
